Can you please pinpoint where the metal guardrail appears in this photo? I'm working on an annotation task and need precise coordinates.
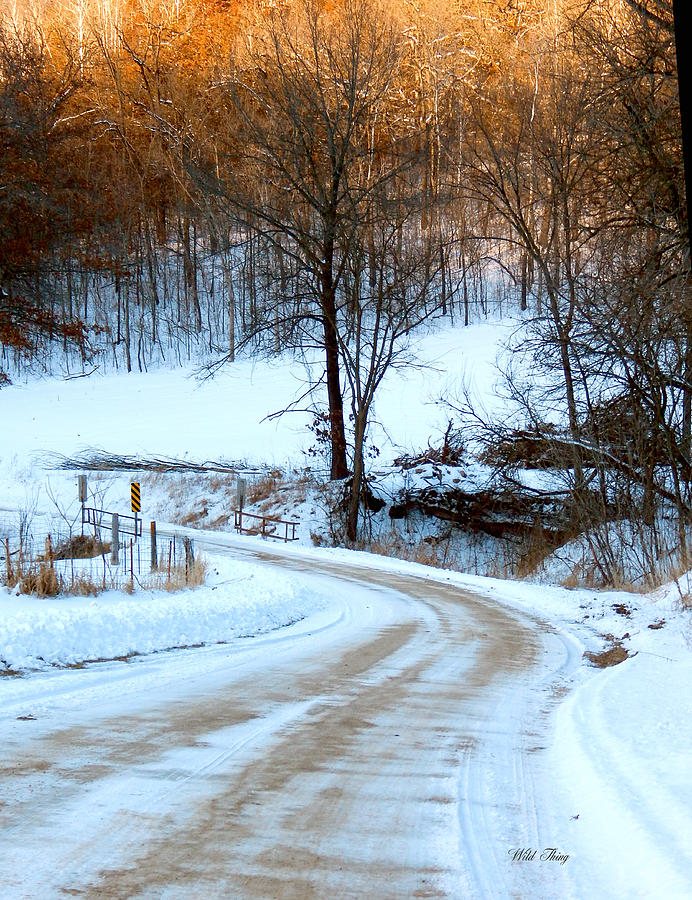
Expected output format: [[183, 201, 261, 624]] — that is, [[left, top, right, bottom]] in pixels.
[[82, 506, 142, 538], [234, 510, 298, 542]]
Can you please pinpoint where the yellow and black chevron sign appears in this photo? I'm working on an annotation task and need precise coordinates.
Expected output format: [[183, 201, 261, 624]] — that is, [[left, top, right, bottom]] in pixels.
[[131, 482, 141, 513]]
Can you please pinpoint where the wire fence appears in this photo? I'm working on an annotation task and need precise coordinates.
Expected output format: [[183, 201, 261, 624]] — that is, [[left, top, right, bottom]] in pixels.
[[0, 510, 196, 594]]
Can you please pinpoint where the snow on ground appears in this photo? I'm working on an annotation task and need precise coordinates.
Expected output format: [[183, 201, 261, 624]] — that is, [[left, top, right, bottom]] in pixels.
[[0, 552, 327, 672], [173, 529, 692, 898], [3, 528, 690, 895], [550, 628, 692, 898], [0, 316, 517, 574], [0, 317, 510, 475], [2, 314, 692, 896]]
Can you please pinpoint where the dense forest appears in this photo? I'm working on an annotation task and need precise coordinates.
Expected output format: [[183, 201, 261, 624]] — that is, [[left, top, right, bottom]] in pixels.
[[1, 0, 689, 565]]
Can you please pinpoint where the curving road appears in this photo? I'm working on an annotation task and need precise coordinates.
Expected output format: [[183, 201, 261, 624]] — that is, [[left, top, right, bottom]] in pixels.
[[2, 541, 582, 899]]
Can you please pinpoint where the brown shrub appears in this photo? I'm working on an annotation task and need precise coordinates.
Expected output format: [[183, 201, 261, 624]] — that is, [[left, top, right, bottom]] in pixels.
[[52, 535, 109, 560], [514, 525, 566, 579], [19, 565, 61, 597], [149, 556, 208, 592], [68, 575, 100, 597], [411, 542, 441, 568]]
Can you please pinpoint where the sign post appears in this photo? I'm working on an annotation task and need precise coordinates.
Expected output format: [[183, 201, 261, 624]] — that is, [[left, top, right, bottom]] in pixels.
[[236, 477, 247, 510], [236, 477, 247, 534], [130, 482, 141, 540]]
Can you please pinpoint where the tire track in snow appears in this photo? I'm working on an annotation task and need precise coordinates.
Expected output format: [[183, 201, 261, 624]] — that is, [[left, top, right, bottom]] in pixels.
[[552, 659, 692, 898], [3, 539, 583, 898]]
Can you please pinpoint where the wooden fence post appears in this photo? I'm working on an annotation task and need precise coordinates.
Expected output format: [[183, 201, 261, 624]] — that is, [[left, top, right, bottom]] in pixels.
[[111, 514, 119, 565], [150, 521, 157, 571], [78, 475, 87, 536], [184, 538, 194, 584], [5, 537, 11, 584]]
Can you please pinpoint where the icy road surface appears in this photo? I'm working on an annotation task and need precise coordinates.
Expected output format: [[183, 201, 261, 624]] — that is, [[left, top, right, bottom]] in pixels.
[[2, 543, 583, 899]]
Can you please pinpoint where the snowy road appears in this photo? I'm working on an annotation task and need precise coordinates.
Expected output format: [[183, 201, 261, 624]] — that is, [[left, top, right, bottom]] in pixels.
[[2, 541, 583, 899]]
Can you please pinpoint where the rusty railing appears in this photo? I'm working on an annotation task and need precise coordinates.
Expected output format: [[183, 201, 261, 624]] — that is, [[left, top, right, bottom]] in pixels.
[[234, 510, 298, 542]]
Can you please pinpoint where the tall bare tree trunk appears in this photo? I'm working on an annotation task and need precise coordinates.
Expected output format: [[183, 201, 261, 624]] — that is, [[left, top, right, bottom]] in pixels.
[[347, 409, 367, 541], [321, 252, 348, 479]]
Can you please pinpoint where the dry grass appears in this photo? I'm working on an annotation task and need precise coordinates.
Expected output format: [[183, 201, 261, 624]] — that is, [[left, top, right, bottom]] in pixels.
[[288, 471, 312, 506], [485, 557, 517, 580], [209, 513, 231, 529], [366, 535, 403, 558], [69, 574, 101, 597], [558, 559, 647, 593], [363, 534, 454, 571], [560, 566, 584, 590], [6, 549, 104, 597], [560, 561, 608, 589], [147, 556, 207, 591], [180, 506, 209, 527], [603, 574, 648, 593], [18, 564, 61, 597], [207, 474, 235, 492], [411, 542, 443, 568], [514, 527, 565, 580], [144, 467, 312, 535], [663, 559, 692, 610], [4, 536, 208, 597], [677, 592, 692, 610], [248, 469, 284, 504]]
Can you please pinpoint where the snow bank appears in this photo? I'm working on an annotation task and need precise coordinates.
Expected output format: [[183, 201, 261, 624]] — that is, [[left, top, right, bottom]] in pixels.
[[0, 554, 327, 672], [548, 605, 692, 899]]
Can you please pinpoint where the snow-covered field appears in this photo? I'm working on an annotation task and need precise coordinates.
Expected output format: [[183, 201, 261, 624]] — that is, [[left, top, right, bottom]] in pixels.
[[2, 316, 692, 896], [0, 319, 509, 474]]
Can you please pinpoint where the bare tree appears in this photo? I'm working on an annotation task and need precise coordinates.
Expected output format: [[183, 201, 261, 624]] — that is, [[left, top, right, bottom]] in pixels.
[[340, 191, 448, 540], [463, 31, 611, 491], [201, 0, 414, 481], [0, 15, 87, 370]]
